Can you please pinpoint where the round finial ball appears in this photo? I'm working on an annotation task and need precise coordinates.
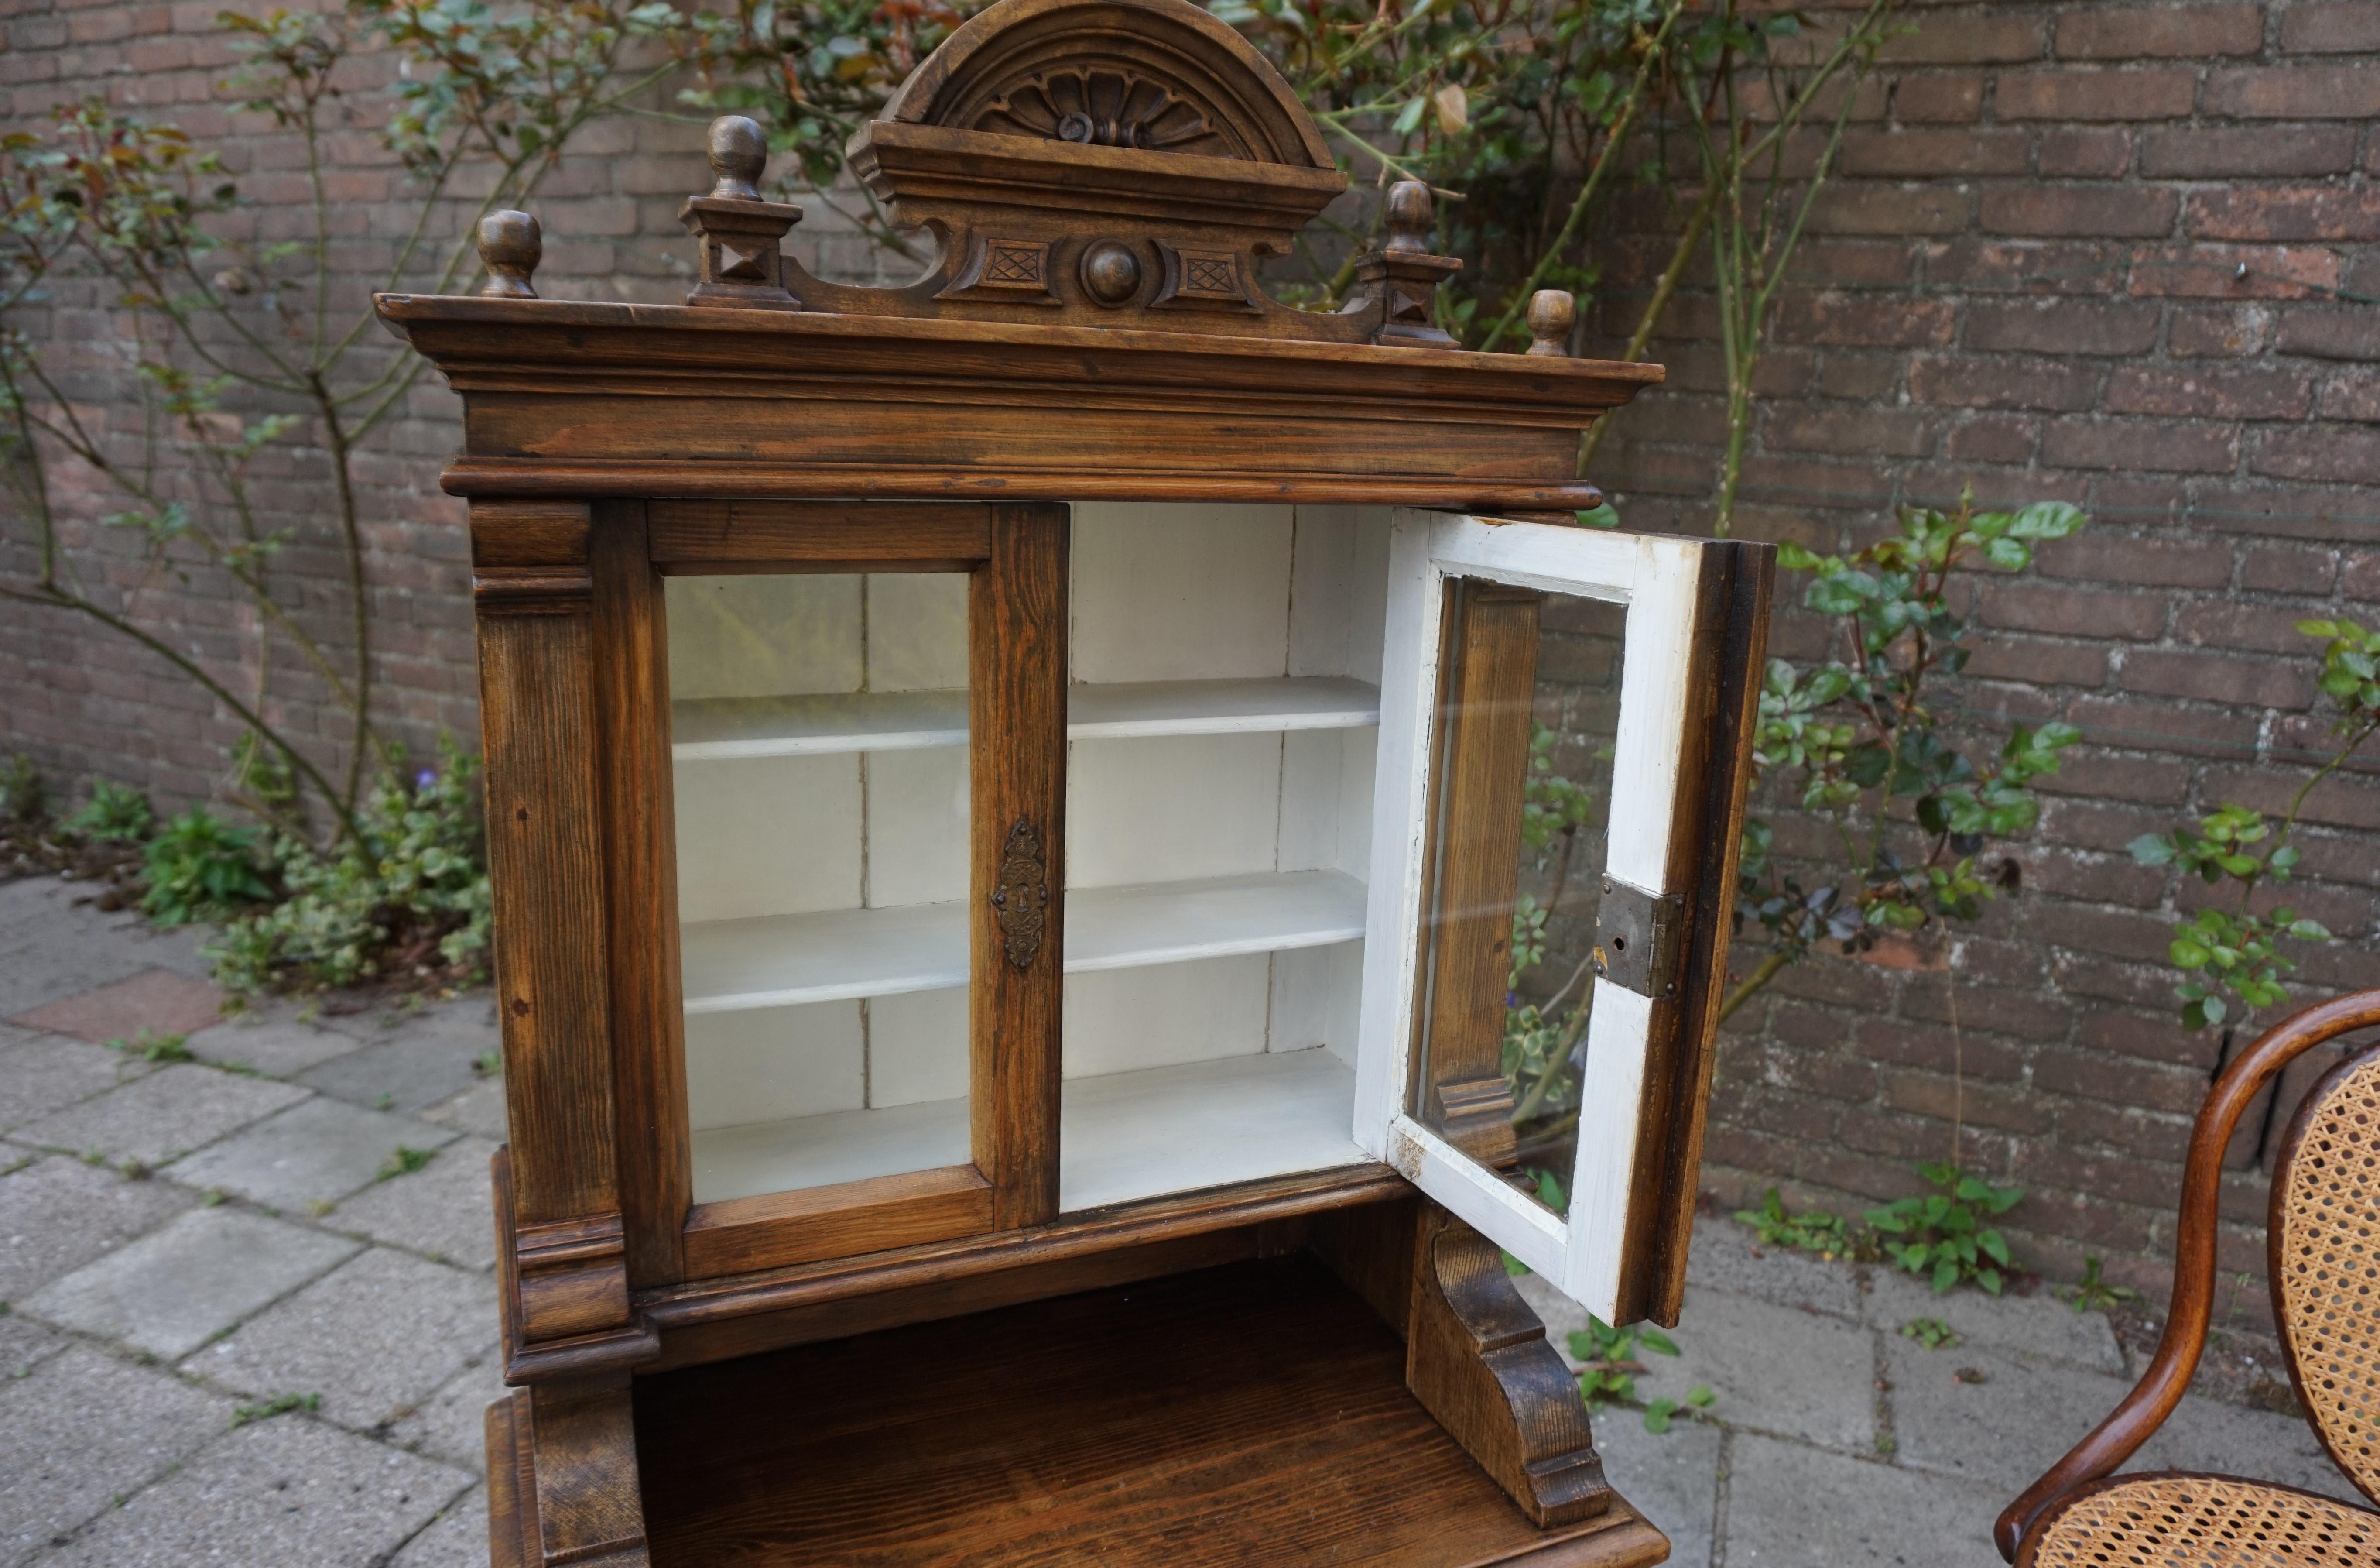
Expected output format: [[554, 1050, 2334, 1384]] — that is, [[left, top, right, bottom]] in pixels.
[[1384, 180, 1435, 254], [1079, 240, 1142, 307], [476, 209, 541, 299], [707, 115, 767, 200], [1525, 288, 1575, 357]]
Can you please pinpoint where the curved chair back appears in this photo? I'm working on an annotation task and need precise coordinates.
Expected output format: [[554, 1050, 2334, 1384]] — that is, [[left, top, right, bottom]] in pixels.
[[2274, 1041, 2380, 1507]]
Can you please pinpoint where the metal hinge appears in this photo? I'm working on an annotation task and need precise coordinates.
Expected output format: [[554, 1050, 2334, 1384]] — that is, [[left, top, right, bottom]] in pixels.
[[1591, 877, 1687, 1000]]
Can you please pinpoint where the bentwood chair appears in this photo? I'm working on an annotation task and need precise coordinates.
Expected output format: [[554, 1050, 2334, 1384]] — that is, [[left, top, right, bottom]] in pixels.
[[1998, 990, 2380, 1565]]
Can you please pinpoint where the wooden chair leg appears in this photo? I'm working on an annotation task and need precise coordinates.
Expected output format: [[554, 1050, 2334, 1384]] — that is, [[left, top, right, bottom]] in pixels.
[[1406, 1201, 1612, 1528]]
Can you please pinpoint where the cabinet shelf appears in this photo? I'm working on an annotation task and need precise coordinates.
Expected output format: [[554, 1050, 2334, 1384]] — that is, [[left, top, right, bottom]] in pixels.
[[671, 676, 1381, 761], [689, 1046, 1367, 1209], [680, 869, 1368, 1015]]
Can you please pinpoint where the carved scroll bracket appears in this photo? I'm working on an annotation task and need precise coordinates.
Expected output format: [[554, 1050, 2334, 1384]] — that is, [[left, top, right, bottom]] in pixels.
[[990, 817, 1051, 969]]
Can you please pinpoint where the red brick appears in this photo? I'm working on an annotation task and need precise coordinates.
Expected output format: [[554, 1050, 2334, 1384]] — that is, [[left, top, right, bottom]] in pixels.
[[1994, 69, 2200, 122], [2070, 694, 2264, 758], [2104, 364, 2313, 421], [2120, 647, 2317, 707], [2057, 1099, 2195, 1163], [2317, 377, 2380, 423], [1880, 11, 2047, 64], [1966, 299, 2161, 355], [1976, 581, 2167, 640], [1773, 291, 1958, 347], [2034, 1048, 2208, 1115], [2041, 418, 2239, 474], [1981, 185, 2178, 239], [1817, 353, 1903, 400], [1760, 405, 1938, 457], [1907, 353, 2101, 411], [2137, 126, 2361, 178], [2281, 1, 2380, 52], [2275, 306, 2380, 361], [2168, 305, 2271, 358], [2205, 65, 2380, 119], [1807, 182, 1973, 236], [2033, 532, 2235, 589], [2251, 426, 2380, 485], [1894, 72, 1986, 123], [2056, 4, 2264, 58], [1964, 634, 2109, 686], [2188, 187, 2380, 242], [1838, 127, 2030, 178], [2238, 542, 2339, 593], [2037, 127, 2132, 178], [1943, 414, 2038, 464]]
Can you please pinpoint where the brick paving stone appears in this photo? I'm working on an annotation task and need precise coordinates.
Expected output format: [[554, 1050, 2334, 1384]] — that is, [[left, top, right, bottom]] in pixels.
[[329, 1135, 499, 1269], [1597, 1414, 1722, 1567], [10, 968, 226, 1046], [0, 882, 211, 1019], [163, 1100, 460, 1213], [1723, 1432, 2008, 1568], [389, 1486, 490, 1568], [36, 1412, 472, 1568], [1864, 1267, 2125, 1374], [0, 1031, 146, 1135], [181, 1248, 498, 1431], [183, 1015, 366, 1079], [23, 1207, 360, 1360], [387, 1352, 504, 1472], [2130, 1383, 2360, 1503], [1886, 1338, 2125, 1493], [300, 1029, 497, 1115], [0, 1346, 235, 1563], [421, 1077, 508, 1142], [0, 1310, 66, 1377], [1684, 1216, 1867, 1319], [12, 1065, 309, 1169], [0, 1154, 195, 1302]]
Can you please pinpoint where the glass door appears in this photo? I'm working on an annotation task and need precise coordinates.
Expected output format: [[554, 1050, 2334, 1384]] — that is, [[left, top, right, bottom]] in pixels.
[[1356, 511, 1770, 1326]]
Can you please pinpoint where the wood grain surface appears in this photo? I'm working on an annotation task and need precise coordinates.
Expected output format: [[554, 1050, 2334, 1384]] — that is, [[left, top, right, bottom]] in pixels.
[[634, 1255, 1669, 1568]]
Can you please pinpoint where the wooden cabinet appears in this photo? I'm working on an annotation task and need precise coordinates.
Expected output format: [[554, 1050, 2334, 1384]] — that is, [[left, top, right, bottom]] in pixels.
[[383, 1, 1770, 1560]]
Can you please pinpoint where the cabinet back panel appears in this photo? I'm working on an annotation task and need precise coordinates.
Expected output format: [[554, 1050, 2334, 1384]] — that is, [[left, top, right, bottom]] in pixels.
[[1070, 503, 1293, 683], [672, 754, 862, 925]]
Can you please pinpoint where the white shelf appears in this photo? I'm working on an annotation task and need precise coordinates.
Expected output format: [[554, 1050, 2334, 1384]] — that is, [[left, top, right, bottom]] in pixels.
[[671, 676, 1380, 761], [686, 1047, 1368, 1209], [1060, 1047, 1368, 1212], [680, 869, 1367, 1015]]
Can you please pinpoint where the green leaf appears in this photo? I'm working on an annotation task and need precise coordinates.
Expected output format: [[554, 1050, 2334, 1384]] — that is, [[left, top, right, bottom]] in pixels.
[[1931, 1257, 1960, 1294], [1638, 1327, 1680, 1357], [2009, 501, 2085, 539], [1643, 1400, 1675, 1434], [1686, 1384, 1716, 1407]]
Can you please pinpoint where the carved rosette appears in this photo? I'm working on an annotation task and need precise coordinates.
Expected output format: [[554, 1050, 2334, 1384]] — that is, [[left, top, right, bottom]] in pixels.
[[977, 68, 1226, 155], [990, 817, 1051, 969]]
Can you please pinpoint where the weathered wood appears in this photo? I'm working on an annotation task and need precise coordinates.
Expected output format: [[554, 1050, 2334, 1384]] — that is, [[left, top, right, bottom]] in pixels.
[[485, 1393, 534, 1568], [1625, 539, 1774, 1328], [637, 1165, 1409, 1369], [646, 499, 992, 571], [524, 1376, 651, 1568], [473, 501, 617, 1227], [1406, 1203, 1611, 1529], [1306, 1191, 1421, 1336], [589, 502, 691, 1288], [680, 1166, 995, 1278], [1416, 582, 1544, 1168], [971, 503, 1068, 1230], [636, 1255, 1667, 1568]]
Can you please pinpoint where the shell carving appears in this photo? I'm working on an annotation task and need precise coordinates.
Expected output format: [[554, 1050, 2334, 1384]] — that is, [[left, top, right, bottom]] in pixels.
[[978, 69, 1227, 156], [990, 817, 1051, 970]]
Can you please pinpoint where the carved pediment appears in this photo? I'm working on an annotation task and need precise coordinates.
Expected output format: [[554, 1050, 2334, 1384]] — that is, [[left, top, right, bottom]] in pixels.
[[976, 67, 1226, 156]]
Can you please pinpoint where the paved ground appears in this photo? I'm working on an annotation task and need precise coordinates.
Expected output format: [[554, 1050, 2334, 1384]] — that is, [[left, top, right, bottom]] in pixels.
[[0, 871, 2358, 1567]]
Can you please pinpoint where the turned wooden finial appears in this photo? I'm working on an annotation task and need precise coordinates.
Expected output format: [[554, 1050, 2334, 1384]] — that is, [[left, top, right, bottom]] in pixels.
[[1525, 289, 1575, 357], [706, 115, 767, 201], [1383, 180, 1435, 255], [476, 210, 541, 299]]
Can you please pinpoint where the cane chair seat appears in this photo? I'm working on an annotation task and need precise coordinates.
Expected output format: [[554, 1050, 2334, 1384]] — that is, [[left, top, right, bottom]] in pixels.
[[2020, 1473, 2380, 1566]]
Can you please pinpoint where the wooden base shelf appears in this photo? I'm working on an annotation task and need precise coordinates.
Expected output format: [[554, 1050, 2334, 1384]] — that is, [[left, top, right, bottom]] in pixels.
[[609, 1256, 1668, 1568]]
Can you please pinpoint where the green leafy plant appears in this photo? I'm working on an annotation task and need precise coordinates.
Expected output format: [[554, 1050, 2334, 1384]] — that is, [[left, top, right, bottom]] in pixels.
[[1568, 1316, 1715, 1433], [1724, 491, 2086, 1021], [140, 809, 273, 926], [1502, 724, 1610, 1150], [230, 1391, 319, 1426], [1899, 1317, 1961, 1351], [0, 755, 42, 823], [108, 1029, 192, 1064], [2065, 1256, 2139, 1315], [205, 738, 491, 994], [1734, 1187, 1854, 1260], [65, 779, 153, 844], [473, 1049, 503, 1078], [2130, 620, 2380, 1033], [379, 1145, 437, 1180], [1865, 1161, 2023, 1296]]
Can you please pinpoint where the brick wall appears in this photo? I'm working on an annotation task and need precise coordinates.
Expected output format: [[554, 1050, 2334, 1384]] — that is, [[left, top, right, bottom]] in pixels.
[[1584, 0, 2380, 1315], [3, 0, 2374, 1311]]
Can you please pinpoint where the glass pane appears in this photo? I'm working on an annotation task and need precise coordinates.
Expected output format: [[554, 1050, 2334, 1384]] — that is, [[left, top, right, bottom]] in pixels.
[[1411, 582, 1625, 1215], [667, 571, 972, 1205]]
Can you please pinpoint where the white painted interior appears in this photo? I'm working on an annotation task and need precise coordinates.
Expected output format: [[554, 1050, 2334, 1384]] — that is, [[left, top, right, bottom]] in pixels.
[[672, 505, 1396, 1208], [1357, 511, 1708, 1323]]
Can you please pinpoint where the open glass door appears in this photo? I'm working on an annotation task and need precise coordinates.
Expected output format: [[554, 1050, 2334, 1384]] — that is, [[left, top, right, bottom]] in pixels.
[[1356, 511, 1771, 1327]]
